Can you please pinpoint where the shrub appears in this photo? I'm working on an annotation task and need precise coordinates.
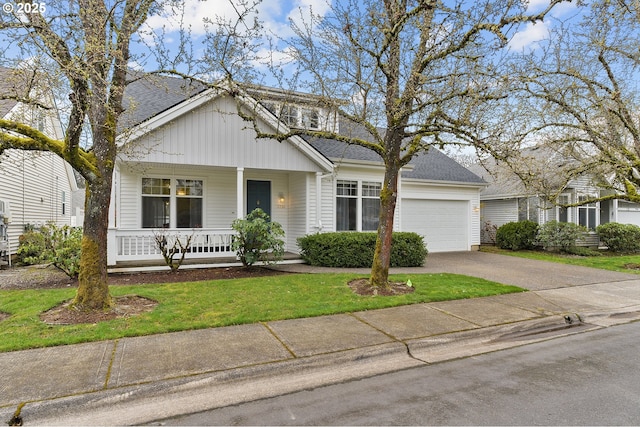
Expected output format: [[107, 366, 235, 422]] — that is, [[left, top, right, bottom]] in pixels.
[[596, 222, 640, 253], [495, 220, 539, 250], [297, 232, 427, 268], [17, 222, 82, 278], [231, 209, 285, 266], [537, 220, 586, 252]]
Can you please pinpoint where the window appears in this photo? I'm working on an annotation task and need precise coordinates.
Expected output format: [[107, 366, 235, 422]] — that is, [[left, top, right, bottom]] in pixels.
[[361, 182, 381, 231], [142, 178, 203, 228], [578, 195, 597, 229], [336, 180, 357, 231], [61, 191, 66, 216], [262, 101, 321, 130], [176, 179, 203, 228], [557, 194, 570, 223], [281, 105, 299, 127], [302, 109, 319, 129], [336, 180, 381, 231]]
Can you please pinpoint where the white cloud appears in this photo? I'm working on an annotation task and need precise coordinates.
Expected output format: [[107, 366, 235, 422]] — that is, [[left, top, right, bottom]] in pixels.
[[508, 21, 550, 51]]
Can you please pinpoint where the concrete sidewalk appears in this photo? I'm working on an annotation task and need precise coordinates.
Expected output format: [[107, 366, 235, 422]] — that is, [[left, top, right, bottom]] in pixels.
[[2, 254, 640, 425]]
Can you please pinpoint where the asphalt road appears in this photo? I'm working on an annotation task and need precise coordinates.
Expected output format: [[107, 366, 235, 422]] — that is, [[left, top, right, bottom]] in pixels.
[[153, 322, 640, 426]]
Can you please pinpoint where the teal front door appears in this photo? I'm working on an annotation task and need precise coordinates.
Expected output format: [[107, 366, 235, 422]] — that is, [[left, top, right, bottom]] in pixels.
[[247, 180, 271, 217]]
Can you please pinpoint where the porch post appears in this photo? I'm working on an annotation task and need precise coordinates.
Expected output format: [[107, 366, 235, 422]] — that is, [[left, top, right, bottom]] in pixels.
[[237, 167, 244, 219], [316, 172, 322, 231]]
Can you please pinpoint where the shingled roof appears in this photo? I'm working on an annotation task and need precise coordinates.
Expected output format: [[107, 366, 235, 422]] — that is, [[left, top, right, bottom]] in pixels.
[[304, 116, 485, 184], [0, 66, 25, 118], [121, 75, 485, 185]]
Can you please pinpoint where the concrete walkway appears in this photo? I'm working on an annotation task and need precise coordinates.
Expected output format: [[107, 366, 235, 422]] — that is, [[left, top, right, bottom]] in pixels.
[[2, 252, 640, 425]]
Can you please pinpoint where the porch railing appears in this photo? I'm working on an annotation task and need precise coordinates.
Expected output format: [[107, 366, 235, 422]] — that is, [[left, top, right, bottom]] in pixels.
[[108, 228, 236, 264]]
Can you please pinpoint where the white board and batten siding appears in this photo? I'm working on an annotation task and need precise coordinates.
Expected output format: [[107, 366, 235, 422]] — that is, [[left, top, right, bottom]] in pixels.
[[123, 96, 326, 174]]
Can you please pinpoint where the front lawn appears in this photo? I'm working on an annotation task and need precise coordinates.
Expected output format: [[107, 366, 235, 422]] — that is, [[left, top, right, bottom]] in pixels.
[[482, 246, 640, 274], [0, 273, 522, 352]]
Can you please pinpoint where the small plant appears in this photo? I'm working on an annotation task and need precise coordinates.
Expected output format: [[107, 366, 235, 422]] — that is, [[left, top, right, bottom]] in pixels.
[[231, 208, 285, 266], [17, 222, 82, 278], [537, 220, 586, 252], [596, 222, 640, 253], [482, 221, 498, 245], [495, 220, 539, 250], [153, 229, 195, 272]]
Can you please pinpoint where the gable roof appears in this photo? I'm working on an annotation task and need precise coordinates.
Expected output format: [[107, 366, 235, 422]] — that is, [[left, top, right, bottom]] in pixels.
[[0, 66, 27, 118], [121, 75, 485, 185], [305, 116, 485, 185]]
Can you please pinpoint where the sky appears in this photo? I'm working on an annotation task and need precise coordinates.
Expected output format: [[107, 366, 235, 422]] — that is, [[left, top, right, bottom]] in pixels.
[[132, 0, 581, 72]]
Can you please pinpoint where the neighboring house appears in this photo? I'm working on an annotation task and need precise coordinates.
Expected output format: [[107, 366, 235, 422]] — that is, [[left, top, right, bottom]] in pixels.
[[469, 149, 640, 244], [0, 66, 81, 262], [107, 75, 486, 266]]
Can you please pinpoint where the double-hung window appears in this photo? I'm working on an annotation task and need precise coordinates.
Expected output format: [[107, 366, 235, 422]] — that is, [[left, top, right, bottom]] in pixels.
[[578, 194, 597, 229], [361, 182, 381, 231], [142, 178, 203, 228], [336, 180, 358, 231], [336, 180, 381, 231]]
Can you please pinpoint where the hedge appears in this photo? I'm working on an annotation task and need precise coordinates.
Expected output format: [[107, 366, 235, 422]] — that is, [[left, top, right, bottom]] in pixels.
[[297, 232, 427, 267], [596, 222, 640, 253], [495, 220, 539, 250]]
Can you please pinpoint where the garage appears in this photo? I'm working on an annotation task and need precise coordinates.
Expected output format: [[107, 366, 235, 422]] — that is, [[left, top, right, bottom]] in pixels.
[[401, 199, 470, 252]]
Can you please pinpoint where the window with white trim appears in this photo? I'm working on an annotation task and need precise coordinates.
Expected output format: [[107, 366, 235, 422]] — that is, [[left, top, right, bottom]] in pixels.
[[262, 102, 321, 130], [578, 194, 597, 229], [142, 178, 203, 228], [336, 180, 381, 231], [361, 181, 381, 231], [336, 180, 357, 231]]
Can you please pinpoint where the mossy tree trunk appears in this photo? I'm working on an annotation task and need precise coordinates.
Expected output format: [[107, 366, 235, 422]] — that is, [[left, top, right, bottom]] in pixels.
[[370, 162, 400, 289]]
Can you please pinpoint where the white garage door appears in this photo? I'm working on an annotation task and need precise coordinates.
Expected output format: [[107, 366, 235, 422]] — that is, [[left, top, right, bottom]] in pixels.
[[402, 199, 469, 252]]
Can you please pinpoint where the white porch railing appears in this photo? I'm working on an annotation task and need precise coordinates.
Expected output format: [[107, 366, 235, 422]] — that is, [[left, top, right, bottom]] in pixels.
[[108, 228, 237, 264]]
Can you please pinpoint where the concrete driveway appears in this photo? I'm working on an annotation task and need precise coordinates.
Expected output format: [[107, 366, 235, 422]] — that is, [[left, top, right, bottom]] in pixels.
[[421, 251, 639, 290], [276, 251, 640, 291]]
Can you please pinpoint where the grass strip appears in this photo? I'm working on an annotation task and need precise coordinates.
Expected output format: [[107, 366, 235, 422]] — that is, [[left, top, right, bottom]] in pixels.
[[0, 273, 523, 352], [481, 246, 640, 274]]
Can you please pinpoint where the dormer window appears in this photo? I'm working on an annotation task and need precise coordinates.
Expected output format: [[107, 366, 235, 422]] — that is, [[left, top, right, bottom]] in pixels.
[[262, 101, 321, 130]]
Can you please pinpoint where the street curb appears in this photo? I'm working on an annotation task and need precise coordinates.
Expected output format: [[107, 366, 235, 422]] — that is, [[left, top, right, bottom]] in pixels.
[[7, 342, 421, 426]]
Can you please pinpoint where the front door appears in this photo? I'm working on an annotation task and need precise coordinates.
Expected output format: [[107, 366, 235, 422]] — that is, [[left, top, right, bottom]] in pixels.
[[247, 180, 271, 217]]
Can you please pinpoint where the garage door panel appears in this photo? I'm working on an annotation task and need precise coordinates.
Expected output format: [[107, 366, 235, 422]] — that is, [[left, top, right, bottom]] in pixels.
[[402, 199, 468, 252]]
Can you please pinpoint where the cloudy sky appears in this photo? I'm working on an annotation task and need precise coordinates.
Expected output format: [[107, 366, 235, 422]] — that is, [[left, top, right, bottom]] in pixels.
[[134, 0, 579, 71]]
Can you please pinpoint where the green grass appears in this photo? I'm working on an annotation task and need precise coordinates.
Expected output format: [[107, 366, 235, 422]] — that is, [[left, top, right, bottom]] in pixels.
[[0, 273, 522, 352], [481, 246, 640, 274]]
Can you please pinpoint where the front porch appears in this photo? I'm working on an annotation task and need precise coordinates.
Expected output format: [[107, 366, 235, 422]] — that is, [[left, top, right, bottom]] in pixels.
[[107, 227, 304, 273]]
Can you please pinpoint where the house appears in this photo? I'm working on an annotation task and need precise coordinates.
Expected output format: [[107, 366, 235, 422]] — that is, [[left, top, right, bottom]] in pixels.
[[107, 75, 486, 266], [469, 148, 640, 244], [0, 66, 81, 263]]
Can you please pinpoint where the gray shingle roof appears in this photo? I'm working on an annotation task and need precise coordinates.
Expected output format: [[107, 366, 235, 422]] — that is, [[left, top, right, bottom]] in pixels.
[[305, 117, 485, 184], [0, 66, 25, 117], [119, 73, 206, 130], [122, 75, 485, 185]]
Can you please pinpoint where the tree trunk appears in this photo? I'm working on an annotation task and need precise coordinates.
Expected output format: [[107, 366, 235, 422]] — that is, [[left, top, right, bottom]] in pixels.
[[73, 175, 113, 310], [370, 165, 400, 289]]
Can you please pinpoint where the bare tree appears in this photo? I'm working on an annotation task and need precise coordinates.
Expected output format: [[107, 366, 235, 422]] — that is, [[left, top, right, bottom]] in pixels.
[[506, 1, 640, 205], [237, 0, 566, 289]]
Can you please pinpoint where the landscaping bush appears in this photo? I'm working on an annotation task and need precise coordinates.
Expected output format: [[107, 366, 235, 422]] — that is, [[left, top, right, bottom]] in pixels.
[[297, 232, 427, 267], [537, 220, 586, 252], [17, 222, 83, 277], [495, 220, 539, 250], [596, 222, 640, 253], [231, 208, 285, 266]]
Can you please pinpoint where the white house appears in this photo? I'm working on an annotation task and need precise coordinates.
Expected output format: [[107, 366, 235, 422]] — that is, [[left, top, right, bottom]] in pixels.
[[107, 75, 486, 266], [468, 150, 640, 244], [0, 66, 80, 262]]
